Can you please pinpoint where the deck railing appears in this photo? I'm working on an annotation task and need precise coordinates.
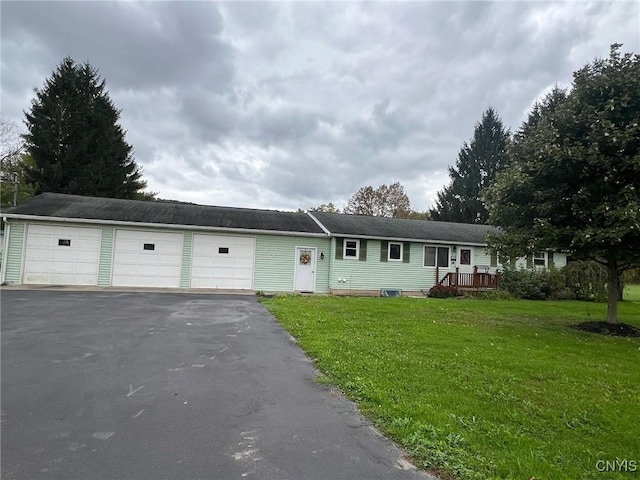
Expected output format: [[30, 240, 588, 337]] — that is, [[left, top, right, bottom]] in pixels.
[[437, 266, 501, 290]]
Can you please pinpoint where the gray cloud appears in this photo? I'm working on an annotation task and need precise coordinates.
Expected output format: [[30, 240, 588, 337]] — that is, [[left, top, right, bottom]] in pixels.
[[2, 1, 638, 212]]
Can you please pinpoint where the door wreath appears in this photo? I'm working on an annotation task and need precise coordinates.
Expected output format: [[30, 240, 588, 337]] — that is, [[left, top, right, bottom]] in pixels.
[[299, 251, 312, 265]]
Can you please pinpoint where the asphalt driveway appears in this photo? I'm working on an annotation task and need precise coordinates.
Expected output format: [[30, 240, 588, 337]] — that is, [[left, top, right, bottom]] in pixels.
[[1, 290, 430, 480]]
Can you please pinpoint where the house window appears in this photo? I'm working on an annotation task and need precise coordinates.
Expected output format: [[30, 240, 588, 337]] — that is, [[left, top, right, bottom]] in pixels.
[[143, 243, 155, 251], [533, 252, 546, 268], [424, 246, 449, 268], [459, 248, 471, 266], [343, 239, 360, 259], [58, 239, 71, 247], [219, 247, 229, 254], [388, 242, 403, 261]]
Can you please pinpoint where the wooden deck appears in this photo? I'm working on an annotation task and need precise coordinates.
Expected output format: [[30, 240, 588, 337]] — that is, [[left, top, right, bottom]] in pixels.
[[436, 266, 501, 291]]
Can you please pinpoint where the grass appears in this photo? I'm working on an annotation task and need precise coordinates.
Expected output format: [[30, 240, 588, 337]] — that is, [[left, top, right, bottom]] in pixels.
[[262, 296, 640, 480], [624, 283, 640, 302]]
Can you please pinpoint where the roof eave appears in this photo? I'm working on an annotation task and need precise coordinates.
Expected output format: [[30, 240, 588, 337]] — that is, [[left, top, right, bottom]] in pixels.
[[321, 232, 489, 246], [2, 214, 328, 238]]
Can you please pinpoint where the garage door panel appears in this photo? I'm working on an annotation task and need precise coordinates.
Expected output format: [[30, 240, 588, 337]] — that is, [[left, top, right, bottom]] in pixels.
[[50, 261, 76, 274], [112, 230, 183, 287], [71, 263, 99, 275], [190, 234, 254, 289], [158, 255, 182, 265], [26, 236, 52, 248], [23, 249, 51, 261], [23, 225, 101, 285], [51, 250, 79, 262]]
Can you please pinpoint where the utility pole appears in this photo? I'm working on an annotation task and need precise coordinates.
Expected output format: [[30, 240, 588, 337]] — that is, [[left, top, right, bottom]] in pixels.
[[12, 172, 19, 206]]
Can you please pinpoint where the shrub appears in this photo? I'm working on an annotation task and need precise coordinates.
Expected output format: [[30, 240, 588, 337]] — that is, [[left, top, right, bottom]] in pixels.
[[624, 267, 640, 284], [501, 268, 549, 300], [429, 285, 460, 298], [541, 267, 576, 300], [563, 260, 608, 302], [475, 289, 514, 300]]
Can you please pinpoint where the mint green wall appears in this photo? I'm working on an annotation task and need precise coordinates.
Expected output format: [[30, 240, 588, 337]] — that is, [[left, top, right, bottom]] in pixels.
[[98, 226, 114, 286], [2, 218, 568, 291], [4, 222, 25, 284], [553, 253, 567, 268], [254, 234, 330, 292], [331, 240, 456, 292]]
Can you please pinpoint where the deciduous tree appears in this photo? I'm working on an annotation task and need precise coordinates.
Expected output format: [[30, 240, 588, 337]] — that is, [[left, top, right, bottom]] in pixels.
[[0, 119, 36, 207], [344, 182, 411, 218], [486, 44, 640, 324], [309, 202, 341, 213]]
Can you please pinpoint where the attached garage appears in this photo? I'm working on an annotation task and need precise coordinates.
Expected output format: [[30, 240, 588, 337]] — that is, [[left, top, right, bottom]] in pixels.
[[23, 224, 101, 285], [2, 193, 330, 291], [112, 229, 183, 288], [190, 234, 255, 289]]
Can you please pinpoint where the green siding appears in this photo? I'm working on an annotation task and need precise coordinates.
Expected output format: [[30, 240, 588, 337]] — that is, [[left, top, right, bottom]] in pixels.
[[180, 232, 193, 288], [475, 248, 493, 269], [329, 237, 336, 289], [254, 235, 330, 293], [5, 217, 571, 292], [4, 222, 25, 284], [553, 252, 567, 268], [98, 226, 114, 286], [333, 241, 454, 292]]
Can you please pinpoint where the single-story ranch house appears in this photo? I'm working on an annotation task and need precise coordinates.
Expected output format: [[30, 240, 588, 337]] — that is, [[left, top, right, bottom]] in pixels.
[[1, 193, 566, 294]]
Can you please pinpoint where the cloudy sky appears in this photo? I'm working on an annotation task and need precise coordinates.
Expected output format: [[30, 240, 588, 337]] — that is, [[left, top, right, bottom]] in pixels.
[[2, 1, 639, 211]]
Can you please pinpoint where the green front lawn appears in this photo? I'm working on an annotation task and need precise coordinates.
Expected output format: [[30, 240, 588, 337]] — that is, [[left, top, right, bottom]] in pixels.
[[624, 284, 640, 302], [262, 296, 640, 480]]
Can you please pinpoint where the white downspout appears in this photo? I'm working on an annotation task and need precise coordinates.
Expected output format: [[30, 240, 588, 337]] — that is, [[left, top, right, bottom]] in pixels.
[[1, 220, 10, 284]]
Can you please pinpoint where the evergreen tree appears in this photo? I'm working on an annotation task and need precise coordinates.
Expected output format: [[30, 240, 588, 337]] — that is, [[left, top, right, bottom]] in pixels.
[[23, 57, 150, 199], [429, 108, 510, 223]]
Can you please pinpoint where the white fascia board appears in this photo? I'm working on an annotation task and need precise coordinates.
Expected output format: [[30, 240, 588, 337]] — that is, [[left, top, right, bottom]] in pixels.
[[329, 233, 488, 247], [306, 212, 331, 235], [2, 214, 328, 238]]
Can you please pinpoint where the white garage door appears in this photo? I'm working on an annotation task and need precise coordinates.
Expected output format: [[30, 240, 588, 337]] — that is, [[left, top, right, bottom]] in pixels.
[[23, 224, 101, 285], [191, 234, 254, 289], [112, 230, 183, 287]]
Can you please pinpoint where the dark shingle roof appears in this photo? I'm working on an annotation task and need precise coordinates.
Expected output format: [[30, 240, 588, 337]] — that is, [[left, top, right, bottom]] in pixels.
[[3, 193, 498, 243], [311, 211, 496, 244], [3, 193, 326, 235]]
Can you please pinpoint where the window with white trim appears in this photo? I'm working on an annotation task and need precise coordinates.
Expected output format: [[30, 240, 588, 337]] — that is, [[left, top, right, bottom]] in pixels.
[[533, 252, 546, 268], [388, 242, 403, 261], [343, 239, 360, 259], [424, 246, 449, 268]]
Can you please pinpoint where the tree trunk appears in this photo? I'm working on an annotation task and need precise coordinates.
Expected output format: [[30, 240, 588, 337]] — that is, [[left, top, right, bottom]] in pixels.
[[618, 275, 625, 301], [606, 259, 620, 324]]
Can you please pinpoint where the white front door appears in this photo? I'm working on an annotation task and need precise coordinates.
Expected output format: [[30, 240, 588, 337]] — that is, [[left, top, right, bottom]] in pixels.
[[457, 247, 474, 274], [294, 246, 316, 292]]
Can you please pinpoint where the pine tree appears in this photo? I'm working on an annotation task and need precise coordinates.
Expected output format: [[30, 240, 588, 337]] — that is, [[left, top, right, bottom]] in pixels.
[[429, 108, 510, 223], [23, 57, 150, 199]]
